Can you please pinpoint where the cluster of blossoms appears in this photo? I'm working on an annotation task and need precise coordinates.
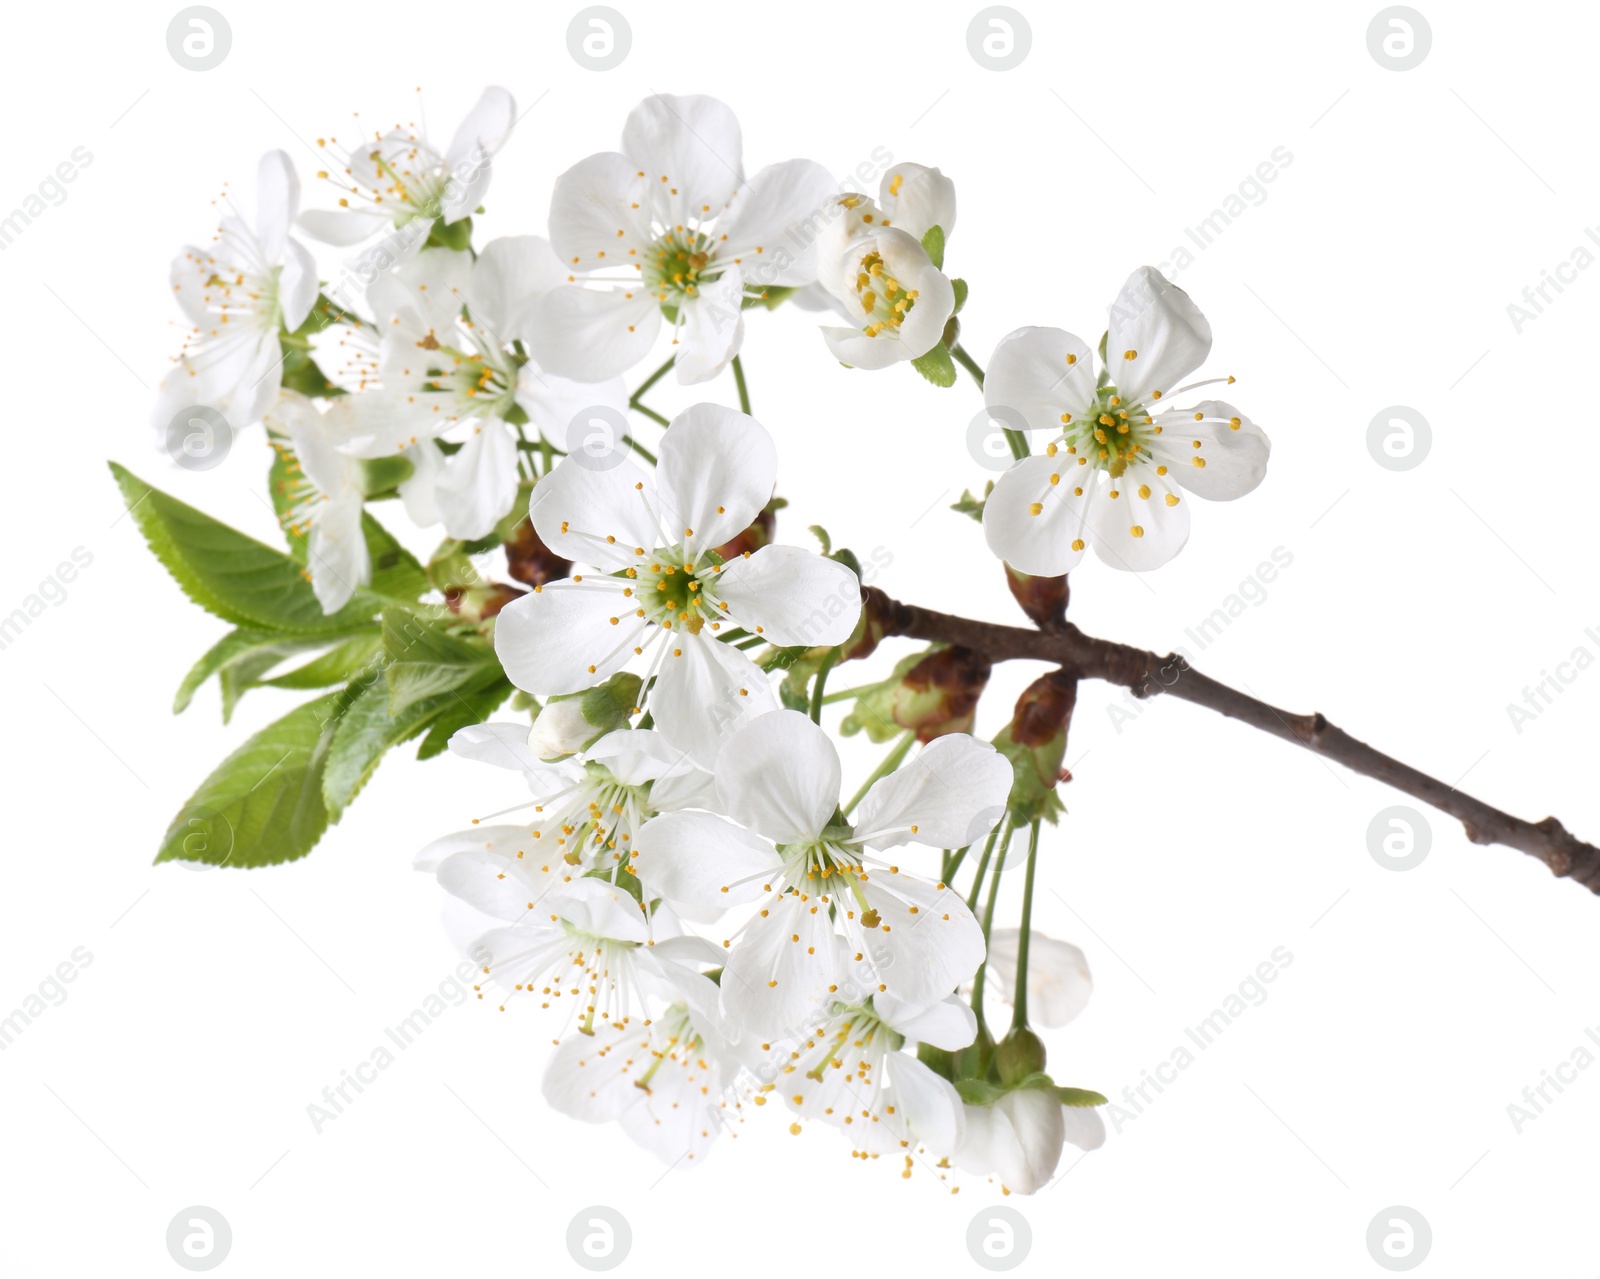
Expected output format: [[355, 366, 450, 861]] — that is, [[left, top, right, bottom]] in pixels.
[[144, 86, 1274, 1192]]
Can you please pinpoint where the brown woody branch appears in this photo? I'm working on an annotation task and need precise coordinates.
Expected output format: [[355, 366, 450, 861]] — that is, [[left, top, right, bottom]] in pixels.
[[866, 589, 1600, 893]]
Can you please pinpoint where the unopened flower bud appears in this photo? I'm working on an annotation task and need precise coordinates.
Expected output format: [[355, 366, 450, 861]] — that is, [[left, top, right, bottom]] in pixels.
[[836, 585, 896, 663], [993, 670, 1076, 822], [444, 580, 524, 621], [843, 644, 991, 743], [1005, 565, 1069, 632], [504, 517, 572, 588], [530, 672, 643, 759], [995, 1026, 1049, 1087]]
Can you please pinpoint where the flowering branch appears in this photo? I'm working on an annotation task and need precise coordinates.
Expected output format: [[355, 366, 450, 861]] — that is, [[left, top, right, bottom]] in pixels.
[[870, 589, 1600, 892]]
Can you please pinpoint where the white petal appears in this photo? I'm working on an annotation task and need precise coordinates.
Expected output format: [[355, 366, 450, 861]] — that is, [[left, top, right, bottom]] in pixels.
[[649, 632, 776, 770], [278, 237, 318, 332], [887, 1054, 965, 1155], [254, 150, 299, 263], [714, 709, 839, 843], [547, 151, 655, 269], [493, 582, 642, 695], [1155, 400, 1271, 501], [631, 810, 780, 911], [414, 823, 533, 874], [527, 452, 658, 570], [531, 284, 661, 382], [985, 327, 1098, 435], [859, 871, 986, 1008], [467, 236, 566, 344], [1086, 460, 1190, 572], [853, 733, 1012, 851], [545, 877, 650, 943], [515, 362, 628, 453], [447, 721, 542, 772], [297, 207, 389, 246], [445, 85, 517, 167], [435, 841, 566, 922], [715, 545, 862, 648], [986, 929, 1093, 1029], [654, 403, 776, 561], [720, 158, 841, 287], [542, 1030, 646, 1123], [1060, 1104, 1107, 1152], [878, 162, 957, 243], [623, 94, 743, 224], [433, 423, 519, 540], [1107, 266, 1212, 403], [615, 1047, 725, 1166], [673, 269, 746, 385], [720, 893, 838, 1037], [983, 454, 1093, 576], [876, 992, 978, 1051]]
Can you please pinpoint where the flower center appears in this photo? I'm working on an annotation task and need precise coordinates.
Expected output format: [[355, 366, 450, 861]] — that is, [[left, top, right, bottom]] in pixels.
[[849, 248, 919, 339], [629, 548, 722, 633], [644, 228, 718, 304], [1057, 386, 1155, 479]]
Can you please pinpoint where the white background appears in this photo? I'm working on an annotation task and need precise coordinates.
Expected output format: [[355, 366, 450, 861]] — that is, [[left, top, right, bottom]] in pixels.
[[3, 0, 1598, 1274]]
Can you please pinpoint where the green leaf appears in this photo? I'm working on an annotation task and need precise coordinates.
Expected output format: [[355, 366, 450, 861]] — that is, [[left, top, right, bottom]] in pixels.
[[953, 1078, 1005, 1106], [911, 343, 957, 388], [358, 455, 415, 497], [261, 630, 385, 691], [741, 285, 797, 310], [1056, 1087, 1109, 1107], [951, 277, 969, 314], [321, 678, 439, 818], [921, 224, 945, 271], [415, 676, 515, 760], [951, 482, 994, 523], [175, 629, 329, 719], [155, 695, 341, 868], [111, 463, 421, 634], [426, 216, 472, 252], [381, 608, 499, 715]]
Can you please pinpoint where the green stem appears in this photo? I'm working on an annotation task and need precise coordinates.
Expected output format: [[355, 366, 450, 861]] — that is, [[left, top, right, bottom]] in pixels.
[[732, 355, 752, 414], [843, 731, 914, 817], [623, 435, 658, 465], [631, 403, 671, 429], [629, 357, 674, 407], [970, 817, 1013, 1027], [820, 677, 894, 706], [953, 343, 1029, 460], [809, 649, 839, 725], [963, 823, 1002, 915], [1010, 820, 1042, 1032]]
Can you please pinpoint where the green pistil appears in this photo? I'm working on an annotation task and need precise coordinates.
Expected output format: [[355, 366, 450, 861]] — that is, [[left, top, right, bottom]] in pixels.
[[645, 229, 717, 303]]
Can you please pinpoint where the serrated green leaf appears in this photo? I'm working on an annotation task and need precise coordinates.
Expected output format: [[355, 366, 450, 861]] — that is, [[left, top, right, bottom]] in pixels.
[[174, 629, 329, 718], [111, 462, 422, 634], [322, 678, 444, 818], [951, 278, 968, 314], [155, 695, 341, 868], [426, 216, 472, 252], [950, 481, 994, 523], [415, 676, 515, 761], [261, 630, 385, 692], [921, 224, 945, 271], [381, 608, 499, 714], [1056, 1087, 1109, 1107], [911, 343, 957, 388]]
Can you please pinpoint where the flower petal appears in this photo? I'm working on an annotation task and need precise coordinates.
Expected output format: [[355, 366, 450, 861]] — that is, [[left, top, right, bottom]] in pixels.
[[720, 892, 839, 1037], [527, 452, 658, 570], [530, 284, 662, 382], [876, 992, 978, 1052], [493, 581, 644, 695], [548, 151, 655, 270], [878, 162, 957, 243], [433, 422, 520, 541], [1086, 460, 1190, 572], [623, 94, 743, 224], [447, 721, 543, 772], [985, 326, 1099, 435], [720, 158, 840, 287], [853, 732, 1012, 851], [1107, 266, 1212, 403], [858, 871, 986, 1008], [1154, 400, 1271, 501], [714, 709, 840, 844], [673, 266, 746, 385], [983, 454, 1093, 576], [714, 545, 862, 647], [445, 85, 517, 168], [467, 236, 567, 345], [254, 150, 299, 263], [650, 633, 777, 770], [654, 403, 776, 561], [631, 810, 781, 911], [986, 929, 1093, 1028]]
